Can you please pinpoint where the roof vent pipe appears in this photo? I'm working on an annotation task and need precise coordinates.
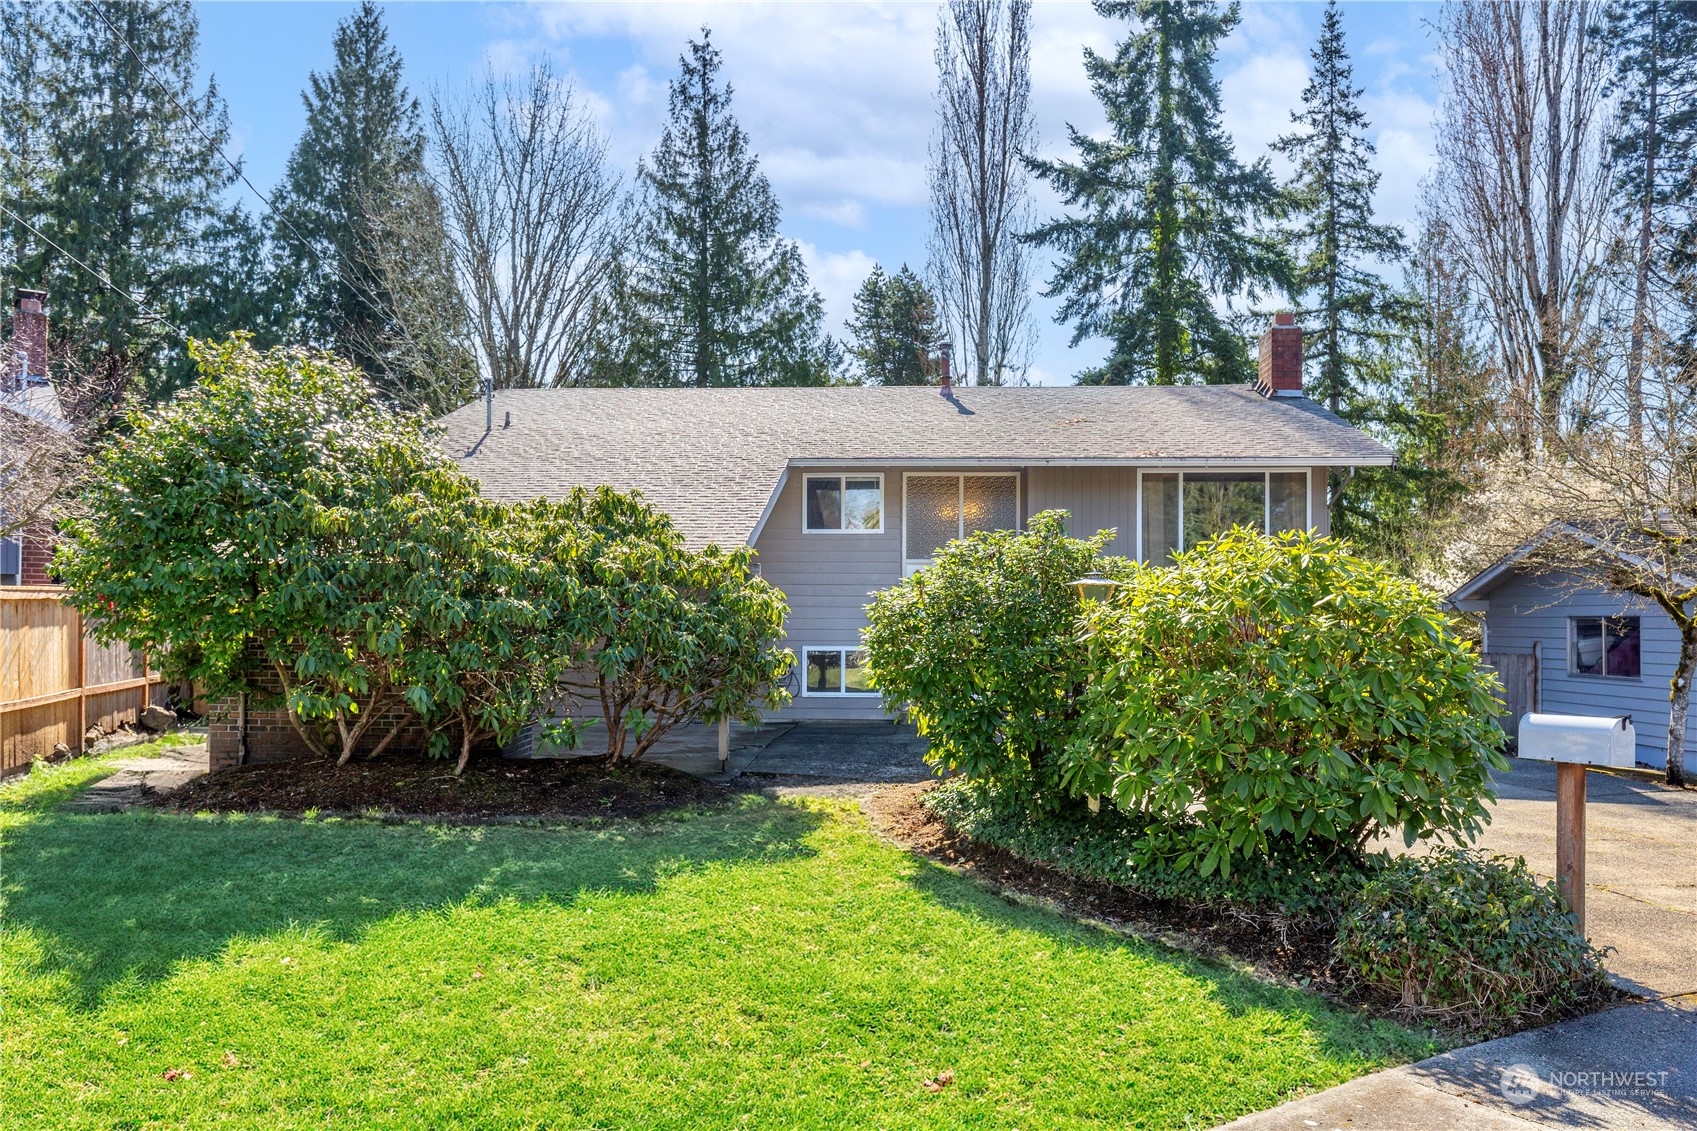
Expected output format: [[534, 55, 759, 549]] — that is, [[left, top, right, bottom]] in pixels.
[[938, 341, 953, 394], [483, 374, 493, 433]]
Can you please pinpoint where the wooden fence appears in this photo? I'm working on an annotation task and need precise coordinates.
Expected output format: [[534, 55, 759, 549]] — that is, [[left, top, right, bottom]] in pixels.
[[1, 586, 167, 776], [1481, 651, 1538, 747]]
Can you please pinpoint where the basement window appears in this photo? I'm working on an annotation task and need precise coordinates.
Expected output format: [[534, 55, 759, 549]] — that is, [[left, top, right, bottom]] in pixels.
[[802, 648, 877, 695]]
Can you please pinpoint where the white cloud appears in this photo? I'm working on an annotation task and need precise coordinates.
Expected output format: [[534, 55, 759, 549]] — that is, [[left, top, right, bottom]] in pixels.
[[797, 242, 877, 340], [507, 2, 940, 226]]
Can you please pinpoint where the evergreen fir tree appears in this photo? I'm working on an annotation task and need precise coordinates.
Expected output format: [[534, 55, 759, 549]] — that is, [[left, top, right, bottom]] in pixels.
[[1026, 0, 1286, 385], [593, 31, 828, 387], [270, 1, 440, 398], [1270, 0, 1406, 415], [2, 0, 263, 401], [847, 264, 944, 385]]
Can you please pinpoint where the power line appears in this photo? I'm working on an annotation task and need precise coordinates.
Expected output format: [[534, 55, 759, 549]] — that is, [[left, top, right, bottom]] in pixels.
[[0, 199, 186, 340], [87, 3, 426, 359]]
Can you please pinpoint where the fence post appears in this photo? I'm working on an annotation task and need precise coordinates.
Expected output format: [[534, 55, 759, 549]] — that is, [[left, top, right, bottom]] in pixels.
[[75, 607, 86, 750]]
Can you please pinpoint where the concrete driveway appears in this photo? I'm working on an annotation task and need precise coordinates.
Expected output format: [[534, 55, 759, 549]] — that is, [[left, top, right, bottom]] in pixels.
[[1458, 759, 1696, 998]]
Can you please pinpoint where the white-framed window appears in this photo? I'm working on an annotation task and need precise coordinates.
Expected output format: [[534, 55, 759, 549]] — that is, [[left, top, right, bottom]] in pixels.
[[800, 646, 877, 695], [803, 473, 884, 533], [1569, 616, 1642, 679], [902, 471, 1021, 571], [1136, 469, 1311, 565]]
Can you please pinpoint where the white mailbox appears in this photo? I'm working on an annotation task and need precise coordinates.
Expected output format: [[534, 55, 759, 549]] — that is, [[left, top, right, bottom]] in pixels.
[[1517, 712, 1636, 769]]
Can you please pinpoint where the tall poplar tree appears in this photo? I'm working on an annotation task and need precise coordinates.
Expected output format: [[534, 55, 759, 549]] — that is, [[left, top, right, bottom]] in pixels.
[[1, 0, 262, 402], [1271, 0, 1406, 415], [1027, 0, 1285, 385], [270, 1, 440, 399], [590, 32, 827, 387], [1598, 0, 1697, 445]]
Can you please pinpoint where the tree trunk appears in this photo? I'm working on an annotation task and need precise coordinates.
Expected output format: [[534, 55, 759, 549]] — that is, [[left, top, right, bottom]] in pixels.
[[1666, 617, 1693, 788], [1623, 2, 1658, 453]]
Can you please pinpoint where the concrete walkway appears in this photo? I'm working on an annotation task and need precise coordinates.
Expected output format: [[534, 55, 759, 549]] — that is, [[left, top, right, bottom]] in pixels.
[[60, 741, 210, 813], [532, 720, 936, 784], [1216, 995, 1697, 1130], [1451, 759, 1695, 999]]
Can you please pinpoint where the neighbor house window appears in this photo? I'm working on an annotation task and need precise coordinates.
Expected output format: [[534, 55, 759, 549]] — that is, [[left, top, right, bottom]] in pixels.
[[903, 472, 1020, 568], [1138, 470, 1310, 565], [804, 474, 883, 532], [802, 647, 876, 694], [1571, 616, 1641, 679]]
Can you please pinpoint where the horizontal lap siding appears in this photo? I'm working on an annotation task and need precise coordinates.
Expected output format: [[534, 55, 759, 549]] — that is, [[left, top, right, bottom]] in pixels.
[[755, 469, 906, 720], [1483, 569, 1685, 768]]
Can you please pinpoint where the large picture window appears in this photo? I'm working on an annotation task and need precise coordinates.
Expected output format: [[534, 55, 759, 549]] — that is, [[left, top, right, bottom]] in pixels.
[[804, 474, 883, 533], [802, 647, 876, 694], [903, 473, 1020, 568], [1570, 616, 1641, 679], [1138, 470, 1310, 565]]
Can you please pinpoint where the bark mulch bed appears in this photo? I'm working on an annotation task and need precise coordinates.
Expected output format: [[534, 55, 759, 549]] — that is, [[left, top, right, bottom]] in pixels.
[[150, 754, 749, 823], [864, 781, 1344, 993]]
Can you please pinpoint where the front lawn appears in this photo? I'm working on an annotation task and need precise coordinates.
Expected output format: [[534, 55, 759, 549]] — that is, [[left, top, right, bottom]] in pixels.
[[1, 772, 1439, 1129]]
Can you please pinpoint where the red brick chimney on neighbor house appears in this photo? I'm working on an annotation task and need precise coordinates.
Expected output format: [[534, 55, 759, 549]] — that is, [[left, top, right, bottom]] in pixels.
[[8, 287, 48, 391], [1257, 312, 1304, 398], [4, 288, 57, 585]]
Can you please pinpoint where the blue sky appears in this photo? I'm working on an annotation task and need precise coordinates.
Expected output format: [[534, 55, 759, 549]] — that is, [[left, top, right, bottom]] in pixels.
[[195, 1, 1445, 384]]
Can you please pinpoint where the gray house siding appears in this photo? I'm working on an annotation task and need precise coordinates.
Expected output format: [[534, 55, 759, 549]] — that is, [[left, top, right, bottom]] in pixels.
[[1481, 568, 1685, 769], [755, 462, 1339, 722], [753, 467, 909, 721]]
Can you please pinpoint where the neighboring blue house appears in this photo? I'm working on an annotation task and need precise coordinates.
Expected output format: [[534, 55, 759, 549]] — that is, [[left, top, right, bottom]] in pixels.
[[1450, 524, 1693, 770]]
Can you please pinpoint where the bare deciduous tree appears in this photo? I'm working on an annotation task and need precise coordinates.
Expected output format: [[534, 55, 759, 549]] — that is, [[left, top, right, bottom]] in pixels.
[[1442, 342, 1696, 786], [1428, 0, 1612, 453], [926, 0, 1036, 386], [430, 64, 626, 390], [0, 394, 78, 540]]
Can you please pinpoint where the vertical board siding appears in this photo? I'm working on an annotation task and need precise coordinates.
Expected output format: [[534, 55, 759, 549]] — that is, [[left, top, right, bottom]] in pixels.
[[1483, 568, 1687, 768], [1026, 467, 1138, 559]]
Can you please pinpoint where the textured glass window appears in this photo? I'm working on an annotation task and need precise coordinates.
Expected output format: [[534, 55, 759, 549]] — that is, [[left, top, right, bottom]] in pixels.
[[1269, 472, 1307, 533], [963, 475, 1019, 536], [906, 475, 961, 560], [1141, 473, 1179, 565], [1183, 473, 1266, 550]]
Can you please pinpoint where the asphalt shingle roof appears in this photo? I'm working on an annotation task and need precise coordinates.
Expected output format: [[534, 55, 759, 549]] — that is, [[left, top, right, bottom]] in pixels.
[[439, 385, 1393, 547]]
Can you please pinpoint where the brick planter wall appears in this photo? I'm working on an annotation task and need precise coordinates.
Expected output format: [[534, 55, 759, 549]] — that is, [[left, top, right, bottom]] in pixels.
[[206, 641, 514, 770]]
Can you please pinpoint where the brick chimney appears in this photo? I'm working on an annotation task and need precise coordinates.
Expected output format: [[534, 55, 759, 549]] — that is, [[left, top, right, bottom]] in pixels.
[[938, 340, 953, 393], [1256, 312, 1303, 398], [10, 287, 47, 390]]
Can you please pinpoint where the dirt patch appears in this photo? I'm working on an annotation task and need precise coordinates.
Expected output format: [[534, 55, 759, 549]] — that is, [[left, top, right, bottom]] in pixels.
[[865, 782, 1345, 991], [150, 754, 749, 822]]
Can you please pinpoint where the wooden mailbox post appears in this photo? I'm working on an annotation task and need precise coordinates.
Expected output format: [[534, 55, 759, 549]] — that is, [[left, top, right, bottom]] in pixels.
[[1517, 712, 1636, 936]]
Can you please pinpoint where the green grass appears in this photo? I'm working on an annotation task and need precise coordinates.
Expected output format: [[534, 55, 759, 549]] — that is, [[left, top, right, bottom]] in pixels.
[[1, 776, 1441, 1130]]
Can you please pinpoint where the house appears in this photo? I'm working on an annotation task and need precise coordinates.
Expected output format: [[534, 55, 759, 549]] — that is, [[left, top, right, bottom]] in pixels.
[[1449, 523, 1693, 771], [441, 314, 1394, 721], [2, 287, 70, 586]]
